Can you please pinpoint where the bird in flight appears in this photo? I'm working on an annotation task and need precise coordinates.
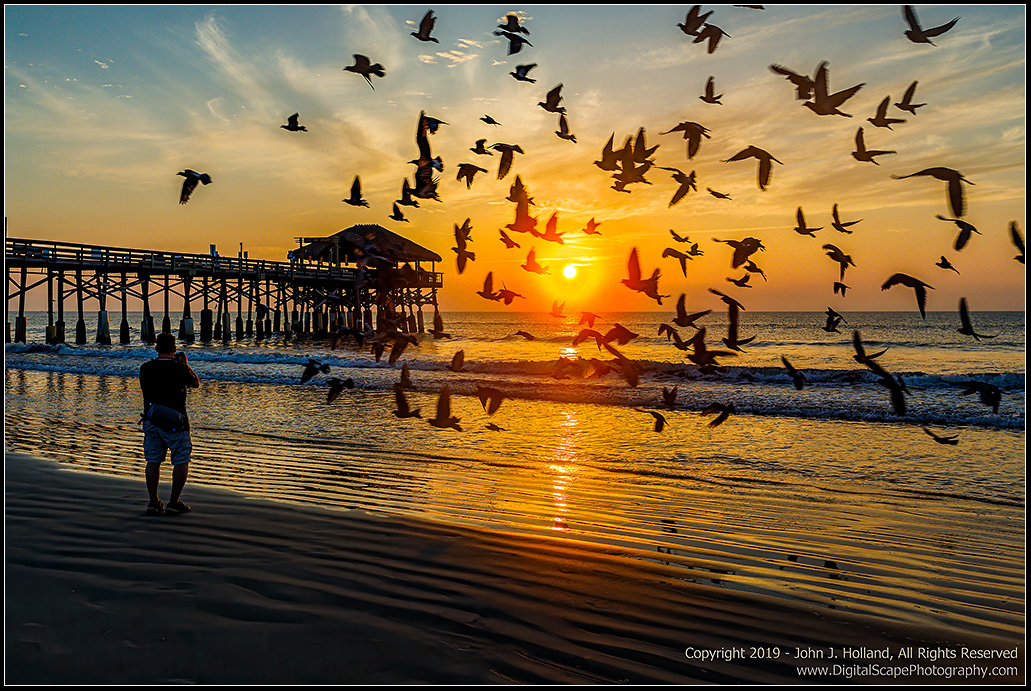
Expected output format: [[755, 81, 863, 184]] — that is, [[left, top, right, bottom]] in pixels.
[[428, 385, 462, 431], [410, 111, 442, 201], [868, 95, 906, 129], [891, 167, 973, 218], [477, 386, 506, 416], [456, 163, 488, 189], [881, 273, 934, 318], [1011, 221, 1025, 264], [582, 218, 602, 235], [831, 204, 861, 233], [794, 207, 823, 237], [470, 139, 492, 156], [392, 383, 422, 419], [327, 379, 356, 406], [957, 298, 996, 341], [923, 428, 959, 445], [344, 54, 385, 89], [498, 13, 530, 35], [677, 6, 713, 36], [902, 5, 959, 45], [520, 247, 549, 275], [852, 330, 889, 366], [700, 76, 723, 104], [935, 256, 960, 274], [388, 202, 408, 223], [639, 409, 668, 433], [510, 63, 537, 83], [894, 81, 926, 115], [343, 175, 369, 207], [958, 381, 1001, 414], [781, 356, 806, 390], [281, 113, 307, 132], [723, 146, 782, 190], [396, 178, 420, 208], [674, 295, 711, 329], [480, 115, 502, 126], [851, 127, 896, 164], [804, 61, 864, 117], [411, 9, 439, 43], [823, 244, 855, 281], [662, 248, 691, 277], [177, 169, 212, 204], [452, 220, 475, 274], [661, 121, 710, 160], [498, 228, 520, 249], [447, 350, 466, 373], [935, 215, 981, 251], [622, 247, 668, 305], [722, 302, 755, 351], [301, 358, 331, 384], [700, 402, 736, 428], [769, 63, 816, 101], [495, 28, 532, 55], [538, 84, 566, 114], [477, 273, 499, 301], [693, 23, 730, 54], [555, 113, 577, 143], [490, 143, 524, 180]]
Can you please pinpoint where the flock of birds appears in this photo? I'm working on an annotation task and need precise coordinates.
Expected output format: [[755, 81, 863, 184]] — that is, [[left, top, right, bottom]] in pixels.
[[173, 7, 1021, 441]]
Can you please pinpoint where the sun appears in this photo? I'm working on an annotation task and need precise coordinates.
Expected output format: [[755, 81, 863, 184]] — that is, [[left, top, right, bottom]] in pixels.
[[563, 264, 577, 279]]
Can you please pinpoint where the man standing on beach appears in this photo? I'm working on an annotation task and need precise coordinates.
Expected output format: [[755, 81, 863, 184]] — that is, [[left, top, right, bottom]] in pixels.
[[140, 332, 200, 515]]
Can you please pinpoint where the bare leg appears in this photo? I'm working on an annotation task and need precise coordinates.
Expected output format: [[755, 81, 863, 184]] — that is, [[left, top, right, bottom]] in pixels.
[[169, 462, 189, 504], [145, 462, 162, 504]]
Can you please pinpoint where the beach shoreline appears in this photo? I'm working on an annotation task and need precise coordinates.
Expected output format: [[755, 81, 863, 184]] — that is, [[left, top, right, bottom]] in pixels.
[[5, 451, 1024, 685]]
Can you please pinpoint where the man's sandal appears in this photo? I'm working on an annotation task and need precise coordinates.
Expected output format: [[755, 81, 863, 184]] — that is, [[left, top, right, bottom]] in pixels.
[[146, 500, 165, 515], [166, 500, 191, 514]]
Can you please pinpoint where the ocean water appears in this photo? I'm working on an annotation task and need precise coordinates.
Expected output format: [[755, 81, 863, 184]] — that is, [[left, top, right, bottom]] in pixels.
[[4, 309, 1026, 640]]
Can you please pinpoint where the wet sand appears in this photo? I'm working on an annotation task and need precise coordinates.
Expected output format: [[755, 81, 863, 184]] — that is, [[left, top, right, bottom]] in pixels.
[[4, 451, 1023, 685]]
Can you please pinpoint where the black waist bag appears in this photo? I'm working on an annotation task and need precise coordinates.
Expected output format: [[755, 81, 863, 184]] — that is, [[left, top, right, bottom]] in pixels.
[[145, 403, 187, 433]]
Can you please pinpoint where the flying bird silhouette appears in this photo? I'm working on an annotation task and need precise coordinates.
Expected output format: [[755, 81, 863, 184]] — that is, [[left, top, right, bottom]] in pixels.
[[823, 244, 856, 280], [411, 9, 439, 43], [804, 61, 864, 117], [343, 175, 369, 207], [903, 5, 959, 45], [639, 409, 668, 433], [495, 29, 532, 55], [868, 95, 906, 129], [831, 204, 862, 233], [470, 139, 492, 156], [957, 298, 996, 341], [662, 248, 691, 277], [700, 402, 736, 428], [700, 76, 723, 104], [452, 220, 475, 274], [1011, 221, 1025, 264], [661, 121, 710, 160], [490, 143, 524, 180], [510, 63, 537, 83], [594, 134, 621, 172], [447, 350, 466, 373], [923, 428, 959, 445], [498, 13, 530, 35], [428, 385, 462, 430], [555, 113, 577, 142], [723, 146, 782, 190], [935, 214, 981, 251], [456, 163, 488, 189], [389, 202, 408, 223], [892, 167, 973, 217], [881, 273, 934, 318], [480, 115, 502, 126], [958, 381, 1001, 414], [722, 302, 755, 351], [538, 84, 566, 114], [693, 23, 730, 54], [476, 386, 506, 416], [894, 81, 926, 115], [520, 247, 549, 274], [794, 207, 823, 237], [622, 247, 668, 305], [769, 63, 816, 100], [677, 6, 713, 36], [852, 330, 889, 366], [551, 300, 566, 318], [499, 228, 521, 249], [476, 273, 499, 301], [851, 127, 896, 164], [781, 356, 806, 390], [281, 113, 307, 132], [582, 218, 602, 235], [674, 295, 711, 329], [301, 358, 331, 384], [177, 169, 212, 204], [935, 256, 960, 274], [410, 111, 442, 201], [833, 281, 850, 297], [392, 383, 421, 419], [396, 177, 420, 208], [344, 54, 385, 89]]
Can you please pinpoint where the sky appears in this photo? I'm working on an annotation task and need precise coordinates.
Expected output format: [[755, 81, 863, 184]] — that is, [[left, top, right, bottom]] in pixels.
[[4, 4, 1026, 315]]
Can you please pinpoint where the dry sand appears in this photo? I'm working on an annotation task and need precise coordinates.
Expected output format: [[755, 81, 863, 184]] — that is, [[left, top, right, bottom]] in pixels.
[[5, 451, 1024, 685]]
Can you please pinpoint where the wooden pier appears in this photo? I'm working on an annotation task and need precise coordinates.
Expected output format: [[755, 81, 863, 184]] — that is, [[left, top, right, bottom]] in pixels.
[[5, 225, 443, 345]]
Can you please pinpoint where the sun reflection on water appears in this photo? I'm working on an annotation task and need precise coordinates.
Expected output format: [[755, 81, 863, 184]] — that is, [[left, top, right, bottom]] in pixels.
[[548, 409, 581, 531]]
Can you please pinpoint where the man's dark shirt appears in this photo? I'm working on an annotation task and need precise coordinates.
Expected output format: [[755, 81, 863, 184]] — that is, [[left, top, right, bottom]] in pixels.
[[140, 357, 199, 430]]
